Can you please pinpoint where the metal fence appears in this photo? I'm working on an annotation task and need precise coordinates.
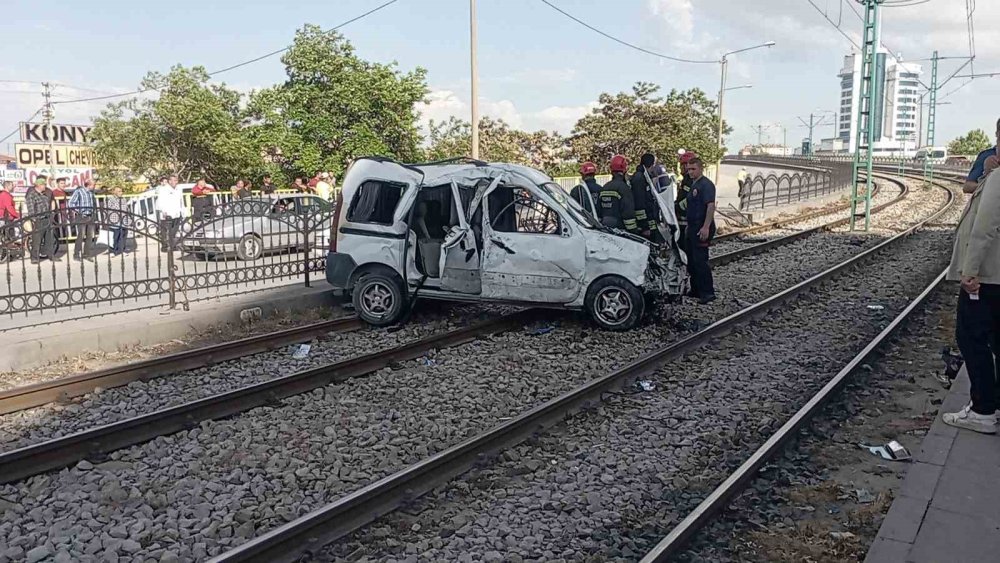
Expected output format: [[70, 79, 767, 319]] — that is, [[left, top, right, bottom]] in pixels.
[[0, 195, 333, 322], [723, 156, 853, 212]]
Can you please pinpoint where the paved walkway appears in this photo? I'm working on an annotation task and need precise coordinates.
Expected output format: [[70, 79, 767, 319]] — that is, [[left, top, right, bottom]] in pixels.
[[866, 366, 1000, 562]]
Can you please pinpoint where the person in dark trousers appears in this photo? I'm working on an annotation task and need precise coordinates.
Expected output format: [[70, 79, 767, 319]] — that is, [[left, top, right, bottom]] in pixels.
[[570, 161, 601, 219], [630, 153, 659, 239], [598, 155, 638, 232], [24, 176, 58, 263], [68, 179, 97, 260], [191, 178, 215, 220], [945, 162, 1000, 433], [685, 158, 716, 304], [104, 186, 130, 255], [963, 118, 999, 194]]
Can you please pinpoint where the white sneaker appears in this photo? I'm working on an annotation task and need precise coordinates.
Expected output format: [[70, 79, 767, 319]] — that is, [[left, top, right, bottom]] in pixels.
[[942, 403, 997, 434]]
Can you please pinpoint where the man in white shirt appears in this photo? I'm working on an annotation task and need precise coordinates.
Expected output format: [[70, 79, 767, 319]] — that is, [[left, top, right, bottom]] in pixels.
[[156, 174, 186, 251], [316, 172, 333, 201]]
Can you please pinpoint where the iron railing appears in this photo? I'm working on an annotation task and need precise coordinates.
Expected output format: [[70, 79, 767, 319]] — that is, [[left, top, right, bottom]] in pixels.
[[0, 196, 333, 323], [723, 156, 853, 212]]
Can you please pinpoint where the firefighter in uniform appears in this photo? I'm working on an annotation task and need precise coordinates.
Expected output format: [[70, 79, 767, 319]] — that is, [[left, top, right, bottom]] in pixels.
[[598, 154, 638, 232], [675, 151, 698, 252], [630, 153, 663, 241], [570, 161, 601, 219]]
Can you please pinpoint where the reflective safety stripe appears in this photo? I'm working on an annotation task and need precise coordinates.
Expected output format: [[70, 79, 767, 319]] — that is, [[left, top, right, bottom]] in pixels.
[[623, 219, 638, 230], [679, 199, 688, 210], [599, 191, 621, 199], [635, 209, 648, 220], [648, 220, 658, 230]]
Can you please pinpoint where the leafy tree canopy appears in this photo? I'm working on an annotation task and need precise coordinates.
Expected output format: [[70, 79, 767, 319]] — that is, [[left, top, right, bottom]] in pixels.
[[246, 24, 428, 183], [422, 116, 572, 176], [948, 129, 993, 157], [569, 82, 729, 173], [91, 65, 258, 187]]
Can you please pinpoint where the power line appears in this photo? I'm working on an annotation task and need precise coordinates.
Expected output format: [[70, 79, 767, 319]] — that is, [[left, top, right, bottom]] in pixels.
[[805, 0, 860, 49], [0, 107, 44, 145], [52, 0, 404, 106], [538, 0, 717, 64]]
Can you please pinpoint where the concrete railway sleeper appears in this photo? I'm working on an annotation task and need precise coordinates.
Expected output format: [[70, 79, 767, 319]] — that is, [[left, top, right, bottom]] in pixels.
[[0, 174, 940, 559], [197, 179, 954, 562]]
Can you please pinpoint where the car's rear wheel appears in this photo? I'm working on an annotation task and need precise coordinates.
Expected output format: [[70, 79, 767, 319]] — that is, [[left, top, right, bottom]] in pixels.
[[236, 233, 263, 261], [352, 269, 407, 327], [585, 276, 644, 331]]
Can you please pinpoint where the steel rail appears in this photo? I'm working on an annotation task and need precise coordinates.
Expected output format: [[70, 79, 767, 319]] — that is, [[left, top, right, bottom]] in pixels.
[[0, 316, 366, 415], [641, 268, 949, 561], [0, 310, 535, 485], [211, 176, 952, 563], [712, 174, 908, 267]]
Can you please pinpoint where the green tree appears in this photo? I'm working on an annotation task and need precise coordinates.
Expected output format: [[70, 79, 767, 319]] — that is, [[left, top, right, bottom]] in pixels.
[[247, 24, 428, 182], [423, 116, 571, 176], [948, 129, 992, 156], [91, 65, 259, 187], [568, 82, 729, 172]]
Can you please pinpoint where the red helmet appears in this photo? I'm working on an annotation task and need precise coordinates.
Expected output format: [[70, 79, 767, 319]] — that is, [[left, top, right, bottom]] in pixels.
[[579, 161, 598, 176], [610, 154, 628, 173]]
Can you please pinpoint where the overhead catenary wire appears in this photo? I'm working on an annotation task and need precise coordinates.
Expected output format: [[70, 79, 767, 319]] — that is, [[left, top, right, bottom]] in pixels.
[[51, 0, 404, 106], [537, 0, 717, 64]]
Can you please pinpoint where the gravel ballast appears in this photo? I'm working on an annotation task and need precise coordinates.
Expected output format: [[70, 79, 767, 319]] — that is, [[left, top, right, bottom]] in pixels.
[[318, 188, 958, 561], [0, 178, 952, 561]]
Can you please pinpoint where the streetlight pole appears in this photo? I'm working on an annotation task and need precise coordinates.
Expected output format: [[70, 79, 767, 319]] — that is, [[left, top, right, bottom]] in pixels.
[[715, 41, 774, 182], [470, 0, 480, 160]]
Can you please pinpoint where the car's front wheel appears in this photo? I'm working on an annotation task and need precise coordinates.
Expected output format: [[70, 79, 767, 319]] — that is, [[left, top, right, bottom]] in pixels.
[[585, 276, 644, 331], [352, 269, 408, 327]]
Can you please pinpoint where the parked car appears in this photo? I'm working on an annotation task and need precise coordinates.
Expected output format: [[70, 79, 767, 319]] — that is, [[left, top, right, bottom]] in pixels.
[[325, 157, 686, 331], [182, 195, 332, 260]]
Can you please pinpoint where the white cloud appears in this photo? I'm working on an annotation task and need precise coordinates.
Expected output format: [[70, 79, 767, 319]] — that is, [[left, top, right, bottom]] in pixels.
[[417, 88, 598, 135], [649, 0, 695, 42]]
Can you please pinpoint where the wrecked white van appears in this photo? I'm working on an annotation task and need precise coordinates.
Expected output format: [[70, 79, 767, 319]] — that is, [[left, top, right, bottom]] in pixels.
[[325, 157, 686, 331]]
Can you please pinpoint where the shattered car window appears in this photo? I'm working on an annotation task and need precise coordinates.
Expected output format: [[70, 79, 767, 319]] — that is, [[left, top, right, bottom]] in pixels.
[[538, 182, 601, 229], [490, 187, 561, 235]]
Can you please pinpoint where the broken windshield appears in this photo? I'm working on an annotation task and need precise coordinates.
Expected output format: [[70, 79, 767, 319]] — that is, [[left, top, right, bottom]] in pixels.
[[538, 182, 602, 229]]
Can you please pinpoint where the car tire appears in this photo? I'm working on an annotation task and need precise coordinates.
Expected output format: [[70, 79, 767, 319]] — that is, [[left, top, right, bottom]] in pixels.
[[352, 269, 408, 327], [236, 233, 263, 261], [585, 276, 644, 331]]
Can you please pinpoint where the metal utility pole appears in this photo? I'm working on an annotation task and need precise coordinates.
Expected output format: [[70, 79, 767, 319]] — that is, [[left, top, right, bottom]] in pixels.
[[750, 124, 770, 147], [469, 0, 480, 160], [850, 0, 882, 232], [41, 82, 55, 180], [715, 41, 774, 182], [923, 50, 940, 181], [797, 111, 835, 156]]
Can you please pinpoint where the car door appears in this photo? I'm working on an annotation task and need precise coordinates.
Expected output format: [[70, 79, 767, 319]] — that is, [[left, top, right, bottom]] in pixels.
[[438, 180, 483, 294], [479, 182, 585, 304]]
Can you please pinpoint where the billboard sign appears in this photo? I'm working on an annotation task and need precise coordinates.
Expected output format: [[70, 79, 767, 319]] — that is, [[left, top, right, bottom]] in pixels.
[[15, 143, 99, 168], [19, 122, 93, 144]]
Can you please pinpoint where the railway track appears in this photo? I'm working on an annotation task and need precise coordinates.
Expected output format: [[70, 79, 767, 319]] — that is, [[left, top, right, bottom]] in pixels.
[[0, 173, 936, 563], [204, 174, 953, 562]]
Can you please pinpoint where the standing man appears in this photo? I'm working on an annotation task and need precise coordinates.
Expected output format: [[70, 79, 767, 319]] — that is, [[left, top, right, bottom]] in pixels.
[[231, 179, 251, 200], [292, 177, 309, 193], [570, 161, 601, 218], [598, 155, 638, 232], [737, 167, 749, 197], [316, 173, 333, 201], [964, 118, 999, 194], [25, 176, 58, 263], [943, 157, 1000, 433], [685, 158, 717, 304], [104, 186, 130, 256], [0, 181, 19, 221], [191, 178, 215, 220], [155, 175, 186, 252], [67, 179, 97, 260], [261, 175, 277, 195]]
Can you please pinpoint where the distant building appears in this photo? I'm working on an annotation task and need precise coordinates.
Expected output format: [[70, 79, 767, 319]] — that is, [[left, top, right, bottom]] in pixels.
[[837, 50, 922, 156]]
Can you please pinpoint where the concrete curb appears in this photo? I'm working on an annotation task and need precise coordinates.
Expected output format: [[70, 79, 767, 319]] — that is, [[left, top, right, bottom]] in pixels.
[[3, 285, 344, 372]]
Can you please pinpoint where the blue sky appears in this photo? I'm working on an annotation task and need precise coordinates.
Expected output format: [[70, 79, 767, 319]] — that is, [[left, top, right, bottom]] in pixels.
[[1, 0, 996, 156]]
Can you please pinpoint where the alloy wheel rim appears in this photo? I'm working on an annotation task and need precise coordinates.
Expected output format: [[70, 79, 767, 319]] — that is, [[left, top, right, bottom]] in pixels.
[[595, 287, 632, 326]]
